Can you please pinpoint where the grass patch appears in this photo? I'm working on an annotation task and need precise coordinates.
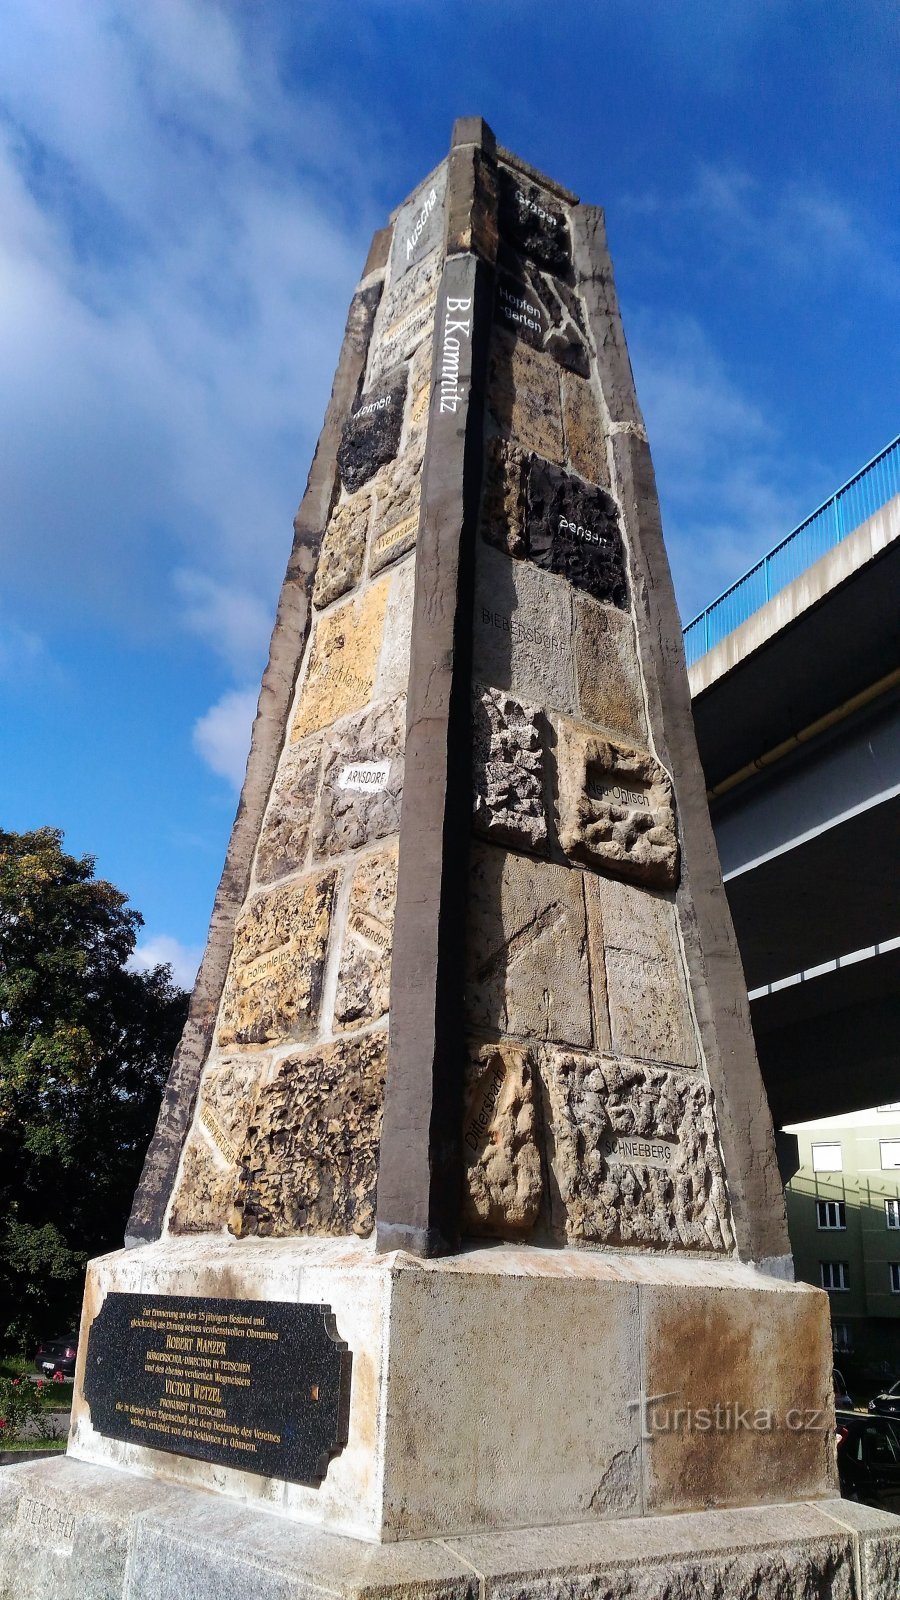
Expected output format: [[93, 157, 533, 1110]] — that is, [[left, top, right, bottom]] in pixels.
[[1, 1439, 67, 1454]]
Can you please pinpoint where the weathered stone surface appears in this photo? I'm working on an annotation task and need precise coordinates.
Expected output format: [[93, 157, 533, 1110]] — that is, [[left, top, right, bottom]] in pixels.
[[472, 684, 547, 853], [544, 1051, 733, 1251], [526, 457, 628, 607], [488, 331, 564, 462], [376, 557, 415, 700], [555, 720, 680, 889], [334, 844, 398, 1030], [390, 165, 447, 281], [462, 1041, 543, 1237], [369, 250, 440, 384], [168, 1057, 265, 1232], [369, 452, 422, 574], [562, 369, 611, 487], [291, 578, 390, 741], [312, 494, 370, 609], [465, 842, 591, 1046], [404, 336, 432, 456], [585, 873, 698, 1069], [574, 595, 648, 743], [495, 264, 590, 377], [479, 435, 527, 558], [255, 734, 322, 884], [312, 696, 404, 859], [473, 543, 577, 716], [230, 1029, 387, 1238], [337, 369, 406, 494], [497, 164, 572, 277], [217, 871, 337, 1048]]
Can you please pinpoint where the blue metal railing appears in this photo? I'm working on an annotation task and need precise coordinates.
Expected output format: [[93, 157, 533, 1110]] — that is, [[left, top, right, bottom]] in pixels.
[[683, 434, 900, 667]]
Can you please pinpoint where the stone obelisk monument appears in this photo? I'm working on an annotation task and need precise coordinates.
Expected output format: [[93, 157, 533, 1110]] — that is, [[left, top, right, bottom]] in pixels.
[[4, 119, 900, 1598]]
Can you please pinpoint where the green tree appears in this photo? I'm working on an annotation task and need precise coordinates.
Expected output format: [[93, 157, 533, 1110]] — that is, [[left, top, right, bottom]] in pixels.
[[0, 828, 187, 1348]]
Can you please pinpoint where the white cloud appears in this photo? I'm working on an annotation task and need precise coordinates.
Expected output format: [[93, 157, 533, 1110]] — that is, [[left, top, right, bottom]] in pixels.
[[129, 933, 203, 990], [174, 570, 272, 679], [192, 687, 257, 790]]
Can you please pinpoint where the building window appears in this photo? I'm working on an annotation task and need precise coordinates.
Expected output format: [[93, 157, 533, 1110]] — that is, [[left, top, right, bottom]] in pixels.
[[886, 1200, 900, 1230], [812, 1143, 843, 1172], [817, 1199, 846, 1229], [881, 1142, 900, 1170], [821, 1262, 850, 1292], [891, 1265, 900, 1295], [832, 1323, 852, 1352]]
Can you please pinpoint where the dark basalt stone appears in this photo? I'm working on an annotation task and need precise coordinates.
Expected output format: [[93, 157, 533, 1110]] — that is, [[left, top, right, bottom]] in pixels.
[[526, 458, 628, 608], [494, 262, 590, 378], [337, 369, 407, 494], [498, 166, 571, 277]]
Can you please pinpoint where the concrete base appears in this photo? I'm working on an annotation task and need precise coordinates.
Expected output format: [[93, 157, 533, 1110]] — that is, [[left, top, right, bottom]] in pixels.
[[3, 1456, 900, 1599], [67, 1236, 838, 1541]]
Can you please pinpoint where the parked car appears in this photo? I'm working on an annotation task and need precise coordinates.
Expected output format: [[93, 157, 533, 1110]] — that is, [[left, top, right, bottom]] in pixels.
[[837, 1410, 900, 1511], [34, 1334, 78, 1380], [868, 1379, 900, 1418], [833, 1367, 854, 1409]]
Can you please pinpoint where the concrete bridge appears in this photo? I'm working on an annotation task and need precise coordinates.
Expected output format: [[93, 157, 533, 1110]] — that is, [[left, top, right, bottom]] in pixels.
[[687, 438, 900, 1129]]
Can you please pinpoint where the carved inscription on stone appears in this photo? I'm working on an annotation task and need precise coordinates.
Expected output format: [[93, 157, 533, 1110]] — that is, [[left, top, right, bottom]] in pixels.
[[462, 1041, 543, 1237], [544, 1052, 734, 1252], [256, 735, 322, 885], [169, 1057, 265, 1233], [230, 1029, 387, 1239], [556, 721, 680, 890], [473, 543, 577, 717], [313, 494, 370, 609], [527, 458, 627, 607], [390, 165, 447, 281], [370, 453, 422, 574], [495, 264, 590, 378], [472, 684, 547, 853], [312, 696, 404, 858], [291, 579, 389, 741], [337, 369, 406, 494], [218, 872, 337, 1048], [488, 332, 564, 463], [498, 166, 571, 277], [369, 250, 440, 384], [334, 844, 397, 1030]]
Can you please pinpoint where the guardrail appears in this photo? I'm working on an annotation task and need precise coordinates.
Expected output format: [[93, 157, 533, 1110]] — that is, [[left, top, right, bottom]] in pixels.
[[683, 434, 900, 667]]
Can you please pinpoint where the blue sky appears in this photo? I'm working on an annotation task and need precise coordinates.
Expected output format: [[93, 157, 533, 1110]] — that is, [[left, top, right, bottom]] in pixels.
[[1, 0, 897, 986]]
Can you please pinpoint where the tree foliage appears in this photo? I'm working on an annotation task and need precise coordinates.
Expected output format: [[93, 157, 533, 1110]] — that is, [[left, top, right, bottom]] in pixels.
[[0, 828, 188, 1347]]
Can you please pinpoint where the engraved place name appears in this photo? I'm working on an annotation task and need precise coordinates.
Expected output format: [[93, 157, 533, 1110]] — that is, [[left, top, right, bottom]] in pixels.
[[600, 1132, 679, 1170], [18, 1497, 76, 1543], [199, 1105, 240, 1166], [404, 184, 437, 262], [465, 1062, 505, 1152], [238, 941, 294, 988], [348, 911, 390, 951], [496, 278, 543, 336], [83, 1292, 352, 1488], [515, 187, 560, 229], [373, 512, 418, 558], [338, 760, 391, 793], [587, 782, 650, 809], [355, 393, 396, 421], [439, 295, 472, 414], [480, 604, 567, 656]]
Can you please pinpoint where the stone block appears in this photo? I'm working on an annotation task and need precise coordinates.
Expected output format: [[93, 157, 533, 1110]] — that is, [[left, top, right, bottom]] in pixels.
[[574, 594, 647, 742], [255, 734, 322, 885], [369, 256, 440, 385], [526, 457, 628, 607], [488, 331, 564, 462], [336, 369, 406, 495], [479, 434, 527, 558], [334, 843, 398, 1031], [555, 719, 680, 890], [462, 1040, 543, 1237], [376, 557, 416, 700], [231, 1029, 387, 1239], [473, 542, 577, 716], [562, 369, 611, 487], [369, 452, 422, 574], [291, 578, 390, 741], [472, 684, 547, 853], [312, 696, 404, 859], [389, 164, 447, 281], [497, 164, 572, 277], [168, 1056, 268, 1233], [465, 842, 592, 1047], [405, 336, 432, 455], [584, 874, 697, 1068], [311, 493, 370, 609], [217, 872, 337, 1049], [543, 1050, 733, 1252], [494, 263, 591, 377]]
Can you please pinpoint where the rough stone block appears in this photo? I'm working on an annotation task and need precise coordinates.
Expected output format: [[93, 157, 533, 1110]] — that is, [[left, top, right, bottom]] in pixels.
[[479, 434, 527, 558], [497, 164, 572, 277], [369, 452, 422, 574], [472, 684, 547, 853], [255, 734, 322, 885], [473, 542, 577, 716], [389, 164, 447, 281], [465, 842, 592, 1047], [562, 369, 611, 487], [231, 1029, 387, 1239], [168, 1057, 268, 1233], [312, 494, 370, 609], [544, 1051, 733, 1252], [494, 263, 590, 377], [574, 594, 647, 743], [462, 1040, 543, 1237], [337, 369, 406, 494], [526, 457, 628, 607], [312, 696, 404, 859], [584, 874, 697, 1069], [369, 251, 440, 384], [291, 578, 390, 741], [217, 872, 337, 1049], [488, 331, 564, 462], [334, 843, 398, 1031], [404, 336, 432, 455], [555, 719, 679, 890]]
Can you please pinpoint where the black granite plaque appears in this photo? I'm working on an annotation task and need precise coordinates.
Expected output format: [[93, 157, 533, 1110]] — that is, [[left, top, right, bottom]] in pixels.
[[337, 368, 407, 493], [83, 1292, 351, 1486], [494, 264, 590, 377], [526, 459, 628, 607], [498, 166, 571, 277]]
